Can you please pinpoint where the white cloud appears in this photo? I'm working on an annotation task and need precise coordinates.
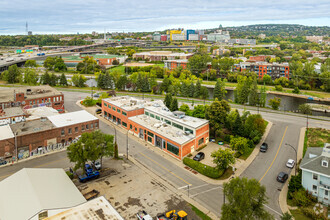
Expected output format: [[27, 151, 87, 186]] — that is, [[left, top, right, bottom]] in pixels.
[[0, 0, 329, 34]]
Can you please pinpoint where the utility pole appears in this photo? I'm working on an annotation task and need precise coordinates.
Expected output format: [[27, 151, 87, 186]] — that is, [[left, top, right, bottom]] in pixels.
[[14, 132, 18, 162], [126, 130, 129, 159]]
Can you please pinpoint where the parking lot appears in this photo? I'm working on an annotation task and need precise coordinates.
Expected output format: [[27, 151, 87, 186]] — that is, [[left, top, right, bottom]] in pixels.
[[77, 158, 201, 219]]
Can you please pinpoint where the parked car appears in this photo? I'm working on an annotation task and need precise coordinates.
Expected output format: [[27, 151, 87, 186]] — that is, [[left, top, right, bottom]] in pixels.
[[93, 160, 102, 170], [277, 172, 288, 183], [286, 159, 295, 168], [193, 152, 205, 161], [260, 143, 268, 152], [95, 109, 102, 114], [93, 93, 100, 98], [0, 160, 7, 166], [85, 164, 93, 173]]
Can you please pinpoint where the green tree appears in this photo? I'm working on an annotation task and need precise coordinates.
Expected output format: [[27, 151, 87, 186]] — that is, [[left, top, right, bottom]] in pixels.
[[187, 54, 211, 77], [72, 74, 86, 87], [233, 110, 244, 136], [192, 105, 206, 119], [249, 77, 259, 106], [206, 100, 231, 137], [151, 65, 164, 78], [259, 84, 267, 107], [59, 73, 68, 86], [268, 97, 281, 110], [235, 75, 252, 104], [116, 75, 128, 90], [23, 68, 38, 85], [49, 73, 58, 86], [67, 141, 88, 174], [298, 104, 312, 115], [43, 57, 55, 70], [194, 80, 201, 98], [244, 114, 266, 143], [41, 71, 51, 85], [24, 60, 37, 68], [127, 49, 136, 58], [164, 93, 172, 109], [200, 86, 209, 101], [281, 212, 293, 220], [54, 57, 67, 72], [214, 78, 227, 101], [230, 136, 249, 155], [188, 82, 195, 98], [170, 98, 178, 111], [221, 177, 273, 220], [211, 148, 236, 170], [262, 74, 272, 85], [179, 104, 191, 115], [2, 64, 21, 83]]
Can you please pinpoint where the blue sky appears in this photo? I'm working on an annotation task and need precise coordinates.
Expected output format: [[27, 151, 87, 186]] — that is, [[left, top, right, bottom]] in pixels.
[[0, 0, 329, 35]]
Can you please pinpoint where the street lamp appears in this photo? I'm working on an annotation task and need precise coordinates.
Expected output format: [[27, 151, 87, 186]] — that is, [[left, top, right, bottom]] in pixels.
[[126, 130, 129, 160], [285, 143, 297, 176]]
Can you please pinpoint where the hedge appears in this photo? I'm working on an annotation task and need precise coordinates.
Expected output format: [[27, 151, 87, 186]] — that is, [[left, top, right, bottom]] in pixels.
[[183, 157, 224, 179]]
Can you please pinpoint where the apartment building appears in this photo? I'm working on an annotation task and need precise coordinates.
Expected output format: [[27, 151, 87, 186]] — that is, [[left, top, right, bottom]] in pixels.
[[238, 62, 290, 79], [102, 97, 209, 160], [133, 51, 193, 61], [164, 59, 188, 70]]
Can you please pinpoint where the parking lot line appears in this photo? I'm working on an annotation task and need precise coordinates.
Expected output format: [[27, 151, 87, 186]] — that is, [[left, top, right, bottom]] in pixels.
[[259, 126, 288, 183], [139, 152, 191, 185]]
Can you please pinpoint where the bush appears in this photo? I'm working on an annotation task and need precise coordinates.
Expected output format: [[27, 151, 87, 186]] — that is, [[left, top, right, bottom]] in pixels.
[[292, 189, 312, 207], [196, 144, 207, 152], [292, 87, 300, 94], [183, 157, 224, 179], [66, 171, 73, 179], [82, 97, 97, 107], [275, 85, 283, 91], [224, 135, 231, 143], [288, 172, 303, 199], [301, 207, 327, 220]]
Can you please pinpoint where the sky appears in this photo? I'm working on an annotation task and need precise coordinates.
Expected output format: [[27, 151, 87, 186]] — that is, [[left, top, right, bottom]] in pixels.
[[0, 0, 329, 35]]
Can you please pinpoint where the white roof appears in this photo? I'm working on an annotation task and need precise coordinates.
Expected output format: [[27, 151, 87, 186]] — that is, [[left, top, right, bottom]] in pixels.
[[47, 110, 97, 127], [46, 196, 124, 220], [0, 168, 86, 220], [0, 124, 14, 141], [26, 106, 59, 121]]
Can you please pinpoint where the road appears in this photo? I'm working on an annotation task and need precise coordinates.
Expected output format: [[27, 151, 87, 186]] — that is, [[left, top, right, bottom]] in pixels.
[[0, 91, 329, 219]]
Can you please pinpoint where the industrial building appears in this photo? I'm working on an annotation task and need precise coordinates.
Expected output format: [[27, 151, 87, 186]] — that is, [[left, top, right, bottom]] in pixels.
[[102, 97, 209, 160], [0, 85, 64, 113], [0, 110, 99, 161], [62, 54, 126, 66]]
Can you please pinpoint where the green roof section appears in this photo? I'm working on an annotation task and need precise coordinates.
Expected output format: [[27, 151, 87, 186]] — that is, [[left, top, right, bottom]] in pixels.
[[81, 54, 125, 59], [62, 56, 83, 61]]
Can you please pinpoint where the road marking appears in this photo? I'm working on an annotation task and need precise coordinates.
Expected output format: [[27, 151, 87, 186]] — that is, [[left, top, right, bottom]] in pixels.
[[259, 126, 288, 183], [179, 183, 209, 191], [190, 186, 223, 198], [0, 157, 68, 180], [139, 152, 191, 185], [264, 204, 283, 217]]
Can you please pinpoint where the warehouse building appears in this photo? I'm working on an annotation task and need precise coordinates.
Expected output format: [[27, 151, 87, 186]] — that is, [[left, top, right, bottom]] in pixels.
[[0, 85, 64, 113], [0, 110, 99, 160], [102, 97, 209, 160], [133, 51, 193, 61]]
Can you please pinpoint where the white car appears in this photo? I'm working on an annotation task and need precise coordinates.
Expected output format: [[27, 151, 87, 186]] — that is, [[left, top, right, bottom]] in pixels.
[[286, 159, 295, 168], [94, 160, 102, 170]]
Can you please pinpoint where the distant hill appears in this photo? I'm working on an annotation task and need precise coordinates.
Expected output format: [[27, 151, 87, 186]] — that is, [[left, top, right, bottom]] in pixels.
[[205, 24, 330, 38]]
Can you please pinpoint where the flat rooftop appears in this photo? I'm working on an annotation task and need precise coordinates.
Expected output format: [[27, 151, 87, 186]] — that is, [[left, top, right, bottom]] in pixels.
[[104, 96, 148, 112], [47, 110, 97, 128], [26, 106, 59, 121], [0, 85, 62, 103], [0, 107, 25, 120], [145, 105, 208, 129], [10, 118, 55, 136], [45, 196, 124, 220], [0, 124, 14, 141], [129, 114, 194, 145]]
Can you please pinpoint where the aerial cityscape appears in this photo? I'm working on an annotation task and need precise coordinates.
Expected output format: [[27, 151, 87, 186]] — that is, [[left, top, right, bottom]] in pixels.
[[0, 1, 329, 219]]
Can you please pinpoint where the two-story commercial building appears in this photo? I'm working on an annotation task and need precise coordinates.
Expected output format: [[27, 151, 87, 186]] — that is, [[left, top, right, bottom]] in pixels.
[[301, 143, 330, 205], [102, 97, 209, 160]]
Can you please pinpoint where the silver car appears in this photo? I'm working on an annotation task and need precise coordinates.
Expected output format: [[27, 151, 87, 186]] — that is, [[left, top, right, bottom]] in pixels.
[[286, 159, 295, 168]]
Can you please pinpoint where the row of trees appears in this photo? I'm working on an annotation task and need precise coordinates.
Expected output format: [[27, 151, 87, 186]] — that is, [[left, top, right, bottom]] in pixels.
[[43, 56, 67, 72]]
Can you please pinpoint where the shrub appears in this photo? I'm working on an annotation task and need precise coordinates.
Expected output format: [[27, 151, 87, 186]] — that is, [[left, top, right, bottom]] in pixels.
[[196, 144, 207, 152], [292, 189, 312, 207], [82, 97, 97, 107], [288, 173, 303, 199], [183, 157, 224, 179], [301, 207, 327, 220], [292, 87, 300, 94], [224, 135, 231, 143], [275, 85, 283, 91], [268, 97, 281, 110]]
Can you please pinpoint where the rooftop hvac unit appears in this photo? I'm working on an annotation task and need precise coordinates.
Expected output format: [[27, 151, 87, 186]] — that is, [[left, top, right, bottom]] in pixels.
[[184, 131, 190, 136]]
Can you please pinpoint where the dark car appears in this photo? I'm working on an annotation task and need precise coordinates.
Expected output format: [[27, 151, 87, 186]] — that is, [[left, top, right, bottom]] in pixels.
[[193, 152, 205, 161], [277, 172, 288, 183], [95, 109, 102, 114], [0, 160, 7, 166], [260, 143, 268, 152]]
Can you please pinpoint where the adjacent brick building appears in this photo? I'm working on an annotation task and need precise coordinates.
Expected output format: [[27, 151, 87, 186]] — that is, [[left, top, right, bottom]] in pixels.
[[0, 85, 64, 113], [164, 59, 188, 70], [238, 62, 290, 80], [0, 110, 99, 160], [102, 97, 209, 160]]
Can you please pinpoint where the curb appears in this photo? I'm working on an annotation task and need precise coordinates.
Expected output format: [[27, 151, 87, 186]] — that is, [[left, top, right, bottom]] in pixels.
[[279, 127, 306, 217]]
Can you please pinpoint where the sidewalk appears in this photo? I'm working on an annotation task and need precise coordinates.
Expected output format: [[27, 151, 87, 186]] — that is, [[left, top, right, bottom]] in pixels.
[[279, 127, 306, 216], [78, 100, 273, 185]]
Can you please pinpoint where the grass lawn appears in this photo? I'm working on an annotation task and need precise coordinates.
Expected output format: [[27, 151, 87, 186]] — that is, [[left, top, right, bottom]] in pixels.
[[303, 128, 330, 156], [290, 209, 312, 220], [219, 167, 234, 180], [190, 204, 212, 220]]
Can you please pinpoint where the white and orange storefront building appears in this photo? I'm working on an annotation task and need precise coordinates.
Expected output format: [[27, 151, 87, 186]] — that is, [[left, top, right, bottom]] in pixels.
[[102, 97, 209, 160]]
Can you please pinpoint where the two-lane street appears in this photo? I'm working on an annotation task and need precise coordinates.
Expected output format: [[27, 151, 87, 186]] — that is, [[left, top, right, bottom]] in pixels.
[[0, 90, 329, 219]]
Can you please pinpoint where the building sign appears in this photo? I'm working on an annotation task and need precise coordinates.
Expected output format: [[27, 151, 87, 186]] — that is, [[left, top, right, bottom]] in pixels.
[[0, 116, 26, 126]]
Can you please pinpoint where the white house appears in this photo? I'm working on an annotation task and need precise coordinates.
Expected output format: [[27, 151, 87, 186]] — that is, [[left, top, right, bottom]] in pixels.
[[300, 143, 330, 205]]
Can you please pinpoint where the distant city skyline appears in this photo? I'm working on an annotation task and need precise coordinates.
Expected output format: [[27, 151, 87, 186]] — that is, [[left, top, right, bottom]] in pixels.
[[0, 0, 329, 35]]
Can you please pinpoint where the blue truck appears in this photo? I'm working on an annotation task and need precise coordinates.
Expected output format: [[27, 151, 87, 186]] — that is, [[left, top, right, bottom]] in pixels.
[[37, 53, 45, 56], [78, 170, 100, 183]]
